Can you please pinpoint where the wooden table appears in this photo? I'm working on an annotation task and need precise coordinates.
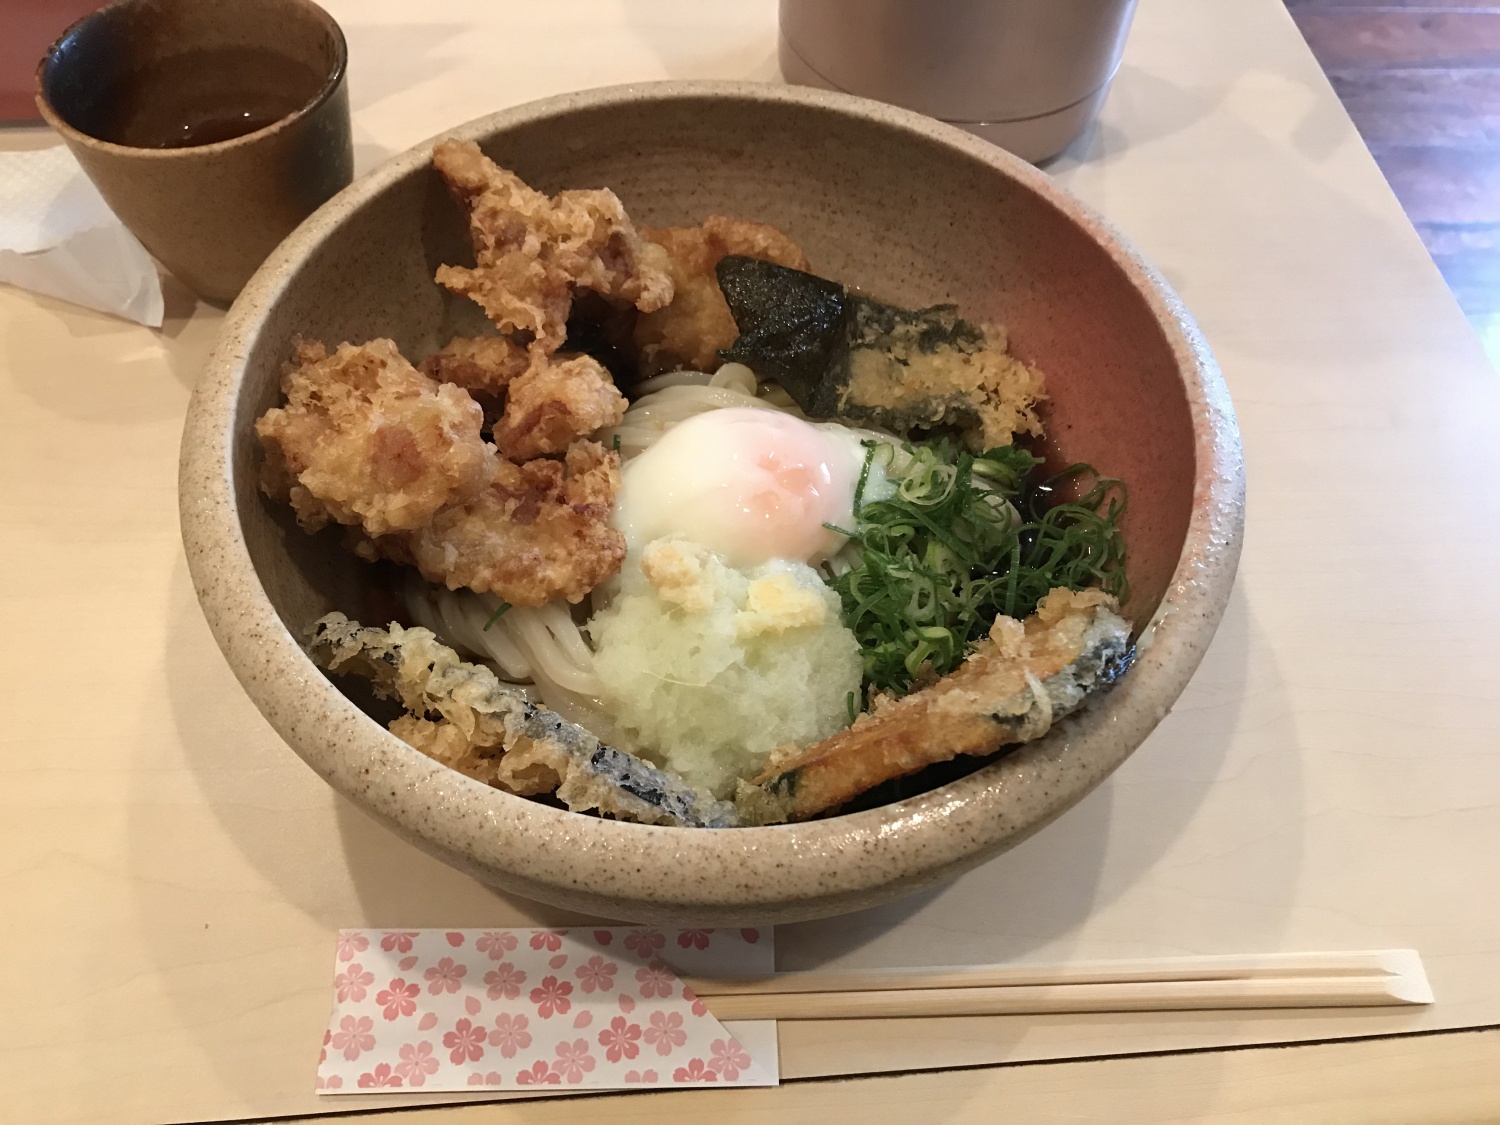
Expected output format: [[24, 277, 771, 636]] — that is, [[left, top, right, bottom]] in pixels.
[[4, 1, 1500, 1121]]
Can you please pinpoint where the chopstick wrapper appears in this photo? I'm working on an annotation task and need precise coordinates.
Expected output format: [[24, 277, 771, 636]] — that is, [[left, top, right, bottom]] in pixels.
[[0, 146, 163, 326], [318, 928, 779, 1092]]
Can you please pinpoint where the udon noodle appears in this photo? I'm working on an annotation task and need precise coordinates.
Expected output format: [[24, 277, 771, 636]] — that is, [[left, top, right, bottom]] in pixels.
[[402, 573, 618, 731], [599, 362, 795, 459]]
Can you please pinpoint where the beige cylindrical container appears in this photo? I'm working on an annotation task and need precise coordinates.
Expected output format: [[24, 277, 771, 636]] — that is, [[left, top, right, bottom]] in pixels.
[[779, 0, 1137, 163]]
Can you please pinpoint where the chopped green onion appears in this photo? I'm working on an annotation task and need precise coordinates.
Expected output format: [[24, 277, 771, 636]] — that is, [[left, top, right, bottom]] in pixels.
[[825, 441, 1127, 697], [482, 601, 512, 631]]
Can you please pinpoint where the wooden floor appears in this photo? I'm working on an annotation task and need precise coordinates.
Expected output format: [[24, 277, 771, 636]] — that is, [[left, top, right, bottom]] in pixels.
[[1287, 0, 1500, 364]]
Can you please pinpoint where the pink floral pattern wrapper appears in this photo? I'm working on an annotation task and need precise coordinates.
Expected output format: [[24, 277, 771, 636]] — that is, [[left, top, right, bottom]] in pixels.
[[317, 928, 777, 1093]]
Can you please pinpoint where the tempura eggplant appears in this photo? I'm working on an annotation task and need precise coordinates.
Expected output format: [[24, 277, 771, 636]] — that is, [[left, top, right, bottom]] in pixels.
[[716, 255, 1045, 449], [307, 613, 738, 828]]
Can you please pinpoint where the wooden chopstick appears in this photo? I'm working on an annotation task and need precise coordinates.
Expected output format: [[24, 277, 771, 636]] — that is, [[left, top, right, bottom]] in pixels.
[[685, 950, 1425, 995], [686, 950, 1432, 1021]]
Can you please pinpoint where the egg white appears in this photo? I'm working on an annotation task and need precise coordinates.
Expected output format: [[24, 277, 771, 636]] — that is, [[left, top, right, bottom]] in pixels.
[[613, 406, 881, 568]]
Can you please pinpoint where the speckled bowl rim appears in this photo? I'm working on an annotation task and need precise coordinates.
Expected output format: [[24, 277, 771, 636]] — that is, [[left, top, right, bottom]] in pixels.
[[179, 80, 1245, 924]]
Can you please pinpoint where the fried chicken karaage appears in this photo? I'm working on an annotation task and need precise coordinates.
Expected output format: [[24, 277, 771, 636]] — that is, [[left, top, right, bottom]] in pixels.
[[491, 354, 627, 462], [420, 336, 630, 462], [418, 333, 531, 395], [255, 338, 496, 536], [432, 140, 673, 353], [355, 440, 625, 606], [258, 145, 657, 612], [633, 215, 810, 374]]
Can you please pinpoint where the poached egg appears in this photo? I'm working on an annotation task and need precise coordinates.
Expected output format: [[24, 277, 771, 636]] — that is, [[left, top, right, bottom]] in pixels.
[[613, 407, 877, 567]]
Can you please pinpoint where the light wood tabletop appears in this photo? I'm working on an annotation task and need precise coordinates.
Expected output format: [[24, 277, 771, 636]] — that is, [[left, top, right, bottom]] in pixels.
[[4, 0, 1500, 1122], [294, 1029, 1500, 1125]]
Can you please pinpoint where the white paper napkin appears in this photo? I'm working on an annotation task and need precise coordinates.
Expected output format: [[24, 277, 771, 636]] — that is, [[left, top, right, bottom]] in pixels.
[[0, 145, 164, 326]]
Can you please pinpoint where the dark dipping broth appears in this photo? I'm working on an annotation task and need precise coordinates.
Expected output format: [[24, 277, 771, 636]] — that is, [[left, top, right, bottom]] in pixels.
[[89, 47, 324, 148]]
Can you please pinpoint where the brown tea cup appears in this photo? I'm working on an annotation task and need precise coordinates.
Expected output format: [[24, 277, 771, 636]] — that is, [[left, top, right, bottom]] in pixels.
[[35, 0, 353, 305]]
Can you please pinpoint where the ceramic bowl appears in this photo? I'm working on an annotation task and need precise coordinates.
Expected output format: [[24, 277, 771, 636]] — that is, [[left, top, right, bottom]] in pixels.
[[179, 80, 1244, 925]]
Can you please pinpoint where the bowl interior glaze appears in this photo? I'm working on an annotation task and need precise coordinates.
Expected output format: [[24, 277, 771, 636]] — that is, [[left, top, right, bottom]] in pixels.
[[183, 82, 1243, 925]]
